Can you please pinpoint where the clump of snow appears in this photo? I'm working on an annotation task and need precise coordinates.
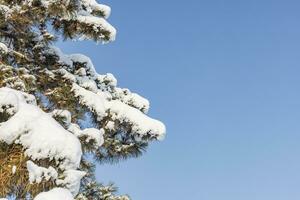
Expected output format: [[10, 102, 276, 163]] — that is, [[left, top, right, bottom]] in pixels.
[[72, 83, 108, 118], [106, 121, 115, 130], [34, 188, 74, 200], [71, 83, 166, 140], [0, 42, 8, 54], [0, 89, 19, 116], [52, 109, 72, 127], [76, 0, 116, 41], [55, 68, 77, 83], [109, 100, 166, 140], [78, 77, 98, 93], [0, 5, 11, 18], [0, 88, 82, 170], [56, 170, 86, 195], [47, 48, 97, 77], [114, 88, 150, 113], [12, 165, 17, 174], [47, 47, 151, 114], [96, 73, 117, 87], [27, 161, 58, 183], [5, 0, 116, 42], [0, 87, 84, 195], [76, 15, 116, 41], [44, 46, 73, 67], [75, 68, 87, 76], [81, 0, 111, 18], [69, 54, 96, 77], [68, 123, 104, 148]]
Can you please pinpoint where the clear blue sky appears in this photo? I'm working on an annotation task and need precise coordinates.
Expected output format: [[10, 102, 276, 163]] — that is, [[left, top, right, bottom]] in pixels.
[[59, 0, 300, 199]]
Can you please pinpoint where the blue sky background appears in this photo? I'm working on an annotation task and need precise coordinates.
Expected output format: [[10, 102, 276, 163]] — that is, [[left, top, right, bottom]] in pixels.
[[59, 0, 300, 199]]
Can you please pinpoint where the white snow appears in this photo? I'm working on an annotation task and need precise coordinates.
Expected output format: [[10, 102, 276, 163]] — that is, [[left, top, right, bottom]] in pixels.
[[76, 15, 116, 41], [68, 123, 104, 148], [0, 0, 166, 199], [72, 83, 108, 118], [75, 68, 87, 76], [34, 188, 74, 200], [6, 0, 116, 42], [78, 78, 98, 92], [50, 47, 151, 114], [55, 69, 77, 83], [114, 88, 150, 113], [96, 73, 117, 87], [52, 109, 72, 126], [0, 88, 82, 170], [81, 0, 111, 18], [72, 83, 166, 140], [56, 170, 86, 195], [0, 87, 84, 195], [0, 5, 11, 18], [106, 121, 115, 130], [12, 165, 17, 174], [76, 0, 115, 41], [69, 54, 96, 76], [0, 42, 8, 54], [109, 100, 166, 140], [45, 46, 73, 67], [27, 161, 58, 183], [0, 89, 20, 115]]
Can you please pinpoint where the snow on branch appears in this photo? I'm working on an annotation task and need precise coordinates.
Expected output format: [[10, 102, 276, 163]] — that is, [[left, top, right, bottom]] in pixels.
[[72, 83, 166, 140], [0, 87, 84, 195], [0, 0, 165, 198], [34, 188, 74, 200]]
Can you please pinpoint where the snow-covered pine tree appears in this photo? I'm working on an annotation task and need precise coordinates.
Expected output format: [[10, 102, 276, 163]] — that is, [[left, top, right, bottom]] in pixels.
[[0, 0, 165, 199]]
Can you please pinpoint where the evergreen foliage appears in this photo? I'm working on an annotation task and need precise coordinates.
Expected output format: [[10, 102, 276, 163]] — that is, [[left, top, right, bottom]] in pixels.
[[0, 0, 165, 199]]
